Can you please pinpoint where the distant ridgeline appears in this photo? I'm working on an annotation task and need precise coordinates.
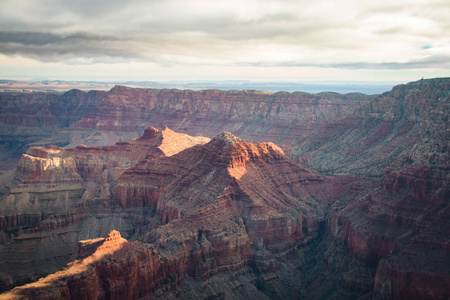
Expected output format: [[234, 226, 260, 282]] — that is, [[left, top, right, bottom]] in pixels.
[[0, 79, 394, 94]]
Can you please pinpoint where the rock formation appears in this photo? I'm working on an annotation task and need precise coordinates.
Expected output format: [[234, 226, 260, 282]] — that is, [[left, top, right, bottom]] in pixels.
[[0, 78, 449, 299], [3, 130, 380, 299], [0, 88, 372, 175], [0, 126, 209, 292], [291, 78, 450, 299], [291, 77, 450, 177]]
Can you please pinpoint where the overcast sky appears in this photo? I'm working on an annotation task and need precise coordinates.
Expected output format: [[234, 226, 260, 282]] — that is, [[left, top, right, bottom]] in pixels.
[[0, 0, 449, 83]]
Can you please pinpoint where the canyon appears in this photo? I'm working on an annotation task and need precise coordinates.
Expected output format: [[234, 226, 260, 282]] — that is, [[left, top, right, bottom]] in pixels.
[[0, 86, 372, 175], [0, 78, 448, 299]]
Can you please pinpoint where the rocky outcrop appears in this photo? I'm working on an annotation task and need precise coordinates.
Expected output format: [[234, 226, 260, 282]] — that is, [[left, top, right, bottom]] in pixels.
[[15, 150, 82, 185], [0, 90, 106, 175], [10, 126, 209, 189], [1, 124, 449, 299], [322, 162, 450, 299], [373, 221, 450, 300], [291, 79, 450, 298], [291, 77, 450, 176], [75, 230, 127, 259]]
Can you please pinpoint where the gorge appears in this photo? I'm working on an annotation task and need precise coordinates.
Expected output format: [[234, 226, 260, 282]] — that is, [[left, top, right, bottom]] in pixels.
[[0, 78, 448, 299]]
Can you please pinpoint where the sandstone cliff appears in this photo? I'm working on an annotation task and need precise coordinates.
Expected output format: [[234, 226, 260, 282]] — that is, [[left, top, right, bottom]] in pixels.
[[2, 131, 379, 299], [0, 90, 107, 175], [0, 126, 209, 292], [0, 88, 372, 175], [1, 79, 449, 299], [1, 125, 449, 299], [291, 77, 450, 177], [291, 78, 450, 299]]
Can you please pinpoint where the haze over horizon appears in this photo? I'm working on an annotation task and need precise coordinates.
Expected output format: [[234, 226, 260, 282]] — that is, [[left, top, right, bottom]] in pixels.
[[0, 0, 449, 84]]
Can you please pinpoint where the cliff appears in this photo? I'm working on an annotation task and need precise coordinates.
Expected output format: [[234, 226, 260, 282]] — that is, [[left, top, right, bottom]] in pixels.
[[291, 77, 450, 176], [0, 87, 372, 175], [0, 90, 106, 175], [3, 131, 379, 299], [1, 78, 449, 299], [2, 125, 449, 299], [293, 78, 450, 299], [0, 126, 209, 292]]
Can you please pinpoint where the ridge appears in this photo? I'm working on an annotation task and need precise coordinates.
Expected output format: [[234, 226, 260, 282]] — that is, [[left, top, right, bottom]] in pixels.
[[198, 132, 287, 170], [211, 131, 243, 146]]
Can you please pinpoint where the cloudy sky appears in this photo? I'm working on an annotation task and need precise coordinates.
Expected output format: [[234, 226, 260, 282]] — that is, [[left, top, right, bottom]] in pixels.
[[0, 0, 449, 83]]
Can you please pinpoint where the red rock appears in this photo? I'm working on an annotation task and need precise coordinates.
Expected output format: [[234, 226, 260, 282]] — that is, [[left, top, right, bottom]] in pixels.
[[1, 78, 449, 299], [0, 127, 209, 291], [1, 131, 377, 299], [0, 87, 372, 175], [14, 126, 209, 184], [292, 77, 450, 176]]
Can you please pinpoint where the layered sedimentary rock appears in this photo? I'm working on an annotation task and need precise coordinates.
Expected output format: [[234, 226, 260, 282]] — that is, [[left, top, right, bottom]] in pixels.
[[0, 87, 372, 174], [291, 78, 450, 298], [320, 152, 450, 299], [1, 78, 449, 299], [2, 123, 450, 299], [2, 130, 379, 299], [292, 77, 450, 176], [64, 86, 371, 150], [0, 90, 108, 175], [14, 126, 209, 184], [0, 127, 209, 292]]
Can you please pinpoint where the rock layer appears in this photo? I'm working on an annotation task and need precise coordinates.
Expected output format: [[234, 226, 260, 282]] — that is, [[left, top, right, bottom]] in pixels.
[[0, 88, 372, 174], [3, 131, 379, 299], [292, 77, 450, 176], [1, 78, 449, 299], [292, 78, 450, 298], [0, 126, 209, 292]]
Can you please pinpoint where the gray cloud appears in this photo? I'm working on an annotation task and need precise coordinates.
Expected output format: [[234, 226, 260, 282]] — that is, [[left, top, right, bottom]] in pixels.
[[336, 56, 450, 70], [0, 0, 449, 71], [0, 31, 61, 46], [0, 31, 145, 63], [244, 55, 450, 70]]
